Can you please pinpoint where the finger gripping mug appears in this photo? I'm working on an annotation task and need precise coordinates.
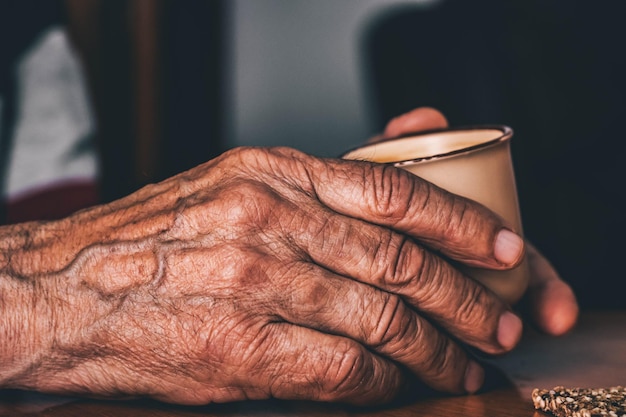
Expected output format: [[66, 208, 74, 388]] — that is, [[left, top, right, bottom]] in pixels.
[[342, 126, 529, 305]]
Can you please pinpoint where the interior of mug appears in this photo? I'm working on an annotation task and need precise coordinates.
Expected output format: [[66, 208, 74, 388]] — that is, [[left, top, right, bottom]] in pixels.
[[343, 127, 509, 164]]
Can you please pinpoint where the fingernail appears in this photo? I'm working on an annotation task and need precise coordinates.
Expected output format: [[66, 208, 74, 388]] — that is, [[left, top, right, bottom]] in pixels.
[[464, 360, 484, 394], [498, 311, 523, 350], [494, 229, 524, 265]]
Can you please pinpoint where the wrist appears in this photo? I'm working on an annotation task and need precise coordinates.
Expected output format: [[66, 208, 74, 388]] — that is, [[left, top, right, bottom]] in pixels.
[[0, 222, 54, 388], [0, 208, 163, 394], [0, 219, 97, 390]]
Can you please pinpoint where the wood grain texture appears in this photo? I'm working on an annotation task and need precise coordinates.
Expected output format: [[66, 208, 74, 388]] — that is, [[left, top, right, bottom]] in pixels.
[[1, 310, 623, 417]]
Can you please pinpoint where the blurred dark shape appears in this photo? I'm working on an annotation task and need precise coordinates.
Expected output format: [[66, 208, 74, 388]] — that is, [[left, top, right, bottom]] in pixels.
[[0, 0, 65, 219], [65, 0, 226, 202], [0, 0, 226, 220], [362, 0, 626, 309], [159, 0, 226, 182]]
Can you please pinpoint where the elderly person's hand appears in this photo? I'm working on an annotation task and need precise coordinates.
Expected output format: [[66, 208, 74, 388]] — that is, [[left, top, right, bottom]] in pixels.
[[377, 107, 579, 336], [0, 119, 527, 406]]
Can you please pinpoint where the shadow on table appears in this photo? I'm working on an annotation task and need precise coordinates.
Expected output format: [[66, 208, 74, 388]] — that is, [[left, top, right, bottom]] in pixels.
[[0, 363, 521, 417]]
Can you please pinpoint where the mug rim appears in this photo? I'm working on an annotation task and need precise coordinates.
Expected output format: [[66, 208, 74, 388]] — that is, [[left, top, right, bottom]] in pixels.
[[341, 125, 513, 166]]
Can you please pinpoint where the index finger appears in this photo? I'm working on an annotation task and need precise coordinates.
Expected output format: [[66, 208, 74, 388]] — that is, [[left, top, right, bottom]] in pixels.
[[309, 156, 524, 270]]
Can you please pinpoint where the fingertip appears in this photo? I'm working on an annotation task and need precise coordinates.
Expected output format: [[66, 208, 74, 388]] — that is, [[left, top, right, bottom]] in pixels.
[[418, 106, 449, 128], [532, 281, 579, 336], [494, 229, 525, 267], [497, 311, 523, 351], [464, 361, 485, 394], [383, 107, 449, 139], [545, 306, 579, 336]]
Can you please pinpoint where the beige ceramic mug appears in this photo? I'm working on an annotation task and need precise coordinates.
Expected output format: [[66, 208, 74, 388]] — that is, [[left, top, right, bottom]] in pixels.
[[342, 126, 528, 304]]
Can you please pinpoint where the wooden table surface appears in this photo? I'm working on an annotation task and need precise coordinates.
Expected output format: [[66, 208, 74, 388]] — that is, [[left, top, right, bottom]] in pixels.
[[1, 310, 624, 417]]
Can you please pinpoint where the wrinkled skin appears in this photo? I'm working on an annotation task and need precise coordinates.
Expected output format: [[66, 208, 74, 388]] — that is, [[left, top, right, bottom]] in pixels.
[[0, 108, 577, 405], [378, 108, 578, 337]]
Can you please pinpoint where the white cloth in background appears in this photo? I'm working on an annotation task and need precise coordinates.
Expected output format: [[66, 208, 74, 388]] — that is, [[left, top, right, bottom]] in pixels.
[[3, 26, 98, 201]]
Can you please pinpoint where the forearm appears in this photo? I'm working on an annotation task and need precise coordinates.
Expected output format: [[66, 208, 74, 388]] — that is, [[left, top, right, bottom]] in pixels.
[[0, 186, 182, 394], [0, 221, 59, 388], [0, 219, 117, 392]]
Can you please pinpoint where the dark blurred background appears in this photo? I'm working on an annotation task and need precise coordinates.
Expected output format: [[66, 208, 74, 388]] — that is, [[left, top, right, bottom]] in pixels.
[[64, 0, 228, 201], [1, 0, 227, 206], [1, 0, 624, 309], [362, 0, 626, 310]]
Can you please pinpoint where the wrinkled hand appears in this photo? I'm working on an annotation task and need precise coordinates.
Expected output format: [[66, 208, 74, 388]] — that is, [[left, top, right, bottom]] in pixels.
[[377, 107, 579, 336], [3, 140, 525, 405]]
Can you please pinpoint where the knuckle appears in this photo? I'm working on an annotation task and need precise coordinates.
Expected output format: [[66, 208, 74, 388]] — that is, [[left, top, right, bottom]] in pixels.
[[262, 337, 391, 403], [254, 147, 315, 187], [367, 165, 418, 222], [374, 233, 426, 291], [368, 294, 414, 349], [219, 180, 282, 229], [314, 216, 346, 255], [168, 178, 280, 235], [289, 271, 333, 317], [266, 146, 309, 161], [454, 283, 504, 352], [442, 196, 476, 244], [455, 281, 489, 324], [426, 336, 454, 376], [413, 259, 490, 326], [439, 195, 499, 258], [319, 342, 372, 398], [381, 314, 464, 391], [409, 251, 449, 307], [372, 234, 461, 313], [222, 146, 269, 167], [420, 335, 463, 386], [223, 146, 308, 181]]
